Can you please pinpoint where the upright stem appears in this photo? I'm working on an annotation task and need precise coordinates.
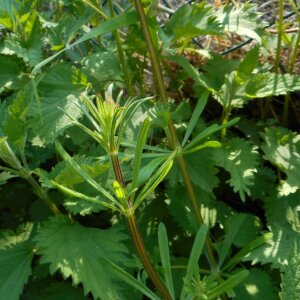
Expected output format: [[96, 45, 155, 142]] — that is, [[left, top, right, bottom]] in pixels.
[[24, 172, 61, 215], [126, 214, 172, 300], [110, 153, 172, 299], [274, 0, 284, 73], [133, 0, 218, 273]]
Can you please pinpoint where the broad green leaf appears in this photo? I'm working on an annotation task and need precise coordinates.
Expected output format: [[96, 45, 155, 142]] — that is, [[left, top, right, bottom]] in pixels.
[[158, 223, 175, 299], [234, 269, 278, 300], [0, 54, 25, 92], [280, 250, 300, 300], [219, 214, 262, 268], [207, 270, 249, 300], [164, 2, 221, 42], [32, 10, 138, 74], [3, 88, 30, 148], [261, 127, 300, 196], [244, 192, 300, 268], [0, 241, 33, 300], [104, 259, 160, 300], [81, 50, 122, 87], [180, 224, 208, 300], [0, 11, 42, 67], [34, 216, 129, 300], [244, 73, 300, 98], [182, 90, 209, 147], [216, 3, 268, 42], [168, 149, 219, 192], [237, 46, 260, 80], [213, 138, 259, 201], [28, 64, 88, 144]]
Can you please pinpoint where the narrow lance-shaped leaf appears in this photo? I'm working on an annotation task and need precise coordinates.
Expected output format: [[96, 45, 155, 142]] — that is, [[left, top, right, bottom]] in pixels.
[[131, 118, 150, 191], [51, 180, 122, 212], [55, 141, 116, 204], [133, 150, 177, 210], [182, 90, 209, 147], [104, 258, 161, 300], [207, 270, 249, 300], [158, 223, 175, 299], [180, 224, 208, 300], [183, 117, 240, 152]]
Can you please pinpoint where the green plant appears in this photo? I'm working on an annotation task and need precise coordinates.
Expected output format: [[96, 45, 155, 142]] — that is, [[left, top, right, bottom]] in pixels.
[[0, 1, 300, 299]]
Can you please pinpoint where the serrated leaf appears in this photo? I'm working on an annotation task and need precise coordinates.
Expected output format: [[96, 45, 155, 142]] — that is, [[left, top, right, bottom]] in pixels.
[[0, 241, 33, 300], [174, 148, 219, 192], [3, 88, 30, 148], [28, 64, 88, 144], [32, 10, 139, 74], [0, 11, 42, 67], [219, 214, 262, 268], [280, 250, 300, 300], [164, 2, 221, 42], [234, 269, 278, 300], [81, 50, 122, 85], [244, 192, 300, 268], [213, 138, 259, 201], [237, 46, 260, 80], [244, 73, 300, 98], [216, 3, 268, 42], [34, 216, 129, 300], [0, 54, 25, 92], [261, 127, 300, 196]]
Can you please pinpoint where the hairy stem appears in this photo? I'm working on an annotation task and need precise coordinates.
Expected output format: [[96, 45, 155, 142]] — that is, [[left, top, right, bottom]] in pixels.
[[110, 153, 172, 299], [133, 0, 219, 273]]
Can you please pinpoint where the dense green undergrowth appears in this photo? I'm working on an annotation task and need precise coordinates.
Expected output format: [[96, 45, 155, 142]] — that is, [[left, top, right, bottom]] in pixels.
[[0, 0, 300, 299]]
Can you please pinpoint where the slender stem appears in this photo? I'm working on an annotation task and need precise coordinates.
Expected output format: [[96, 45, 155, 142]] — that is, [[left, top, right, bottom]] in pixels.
[[274, 0, 284, 73], [24, 172, 61, 215], [126, 214, 172, 300], [110, 153, 172, 299], [133, 0, 219, 273], [108, 0, 133, 96]]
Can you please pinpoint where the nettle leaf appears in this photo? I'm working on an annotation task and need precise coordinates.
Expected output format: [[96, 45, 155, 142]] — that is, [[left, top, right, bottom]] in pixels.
[[0, 225, 35, 300], [0, 54, 26, 92], [226, 213, 262, 248], [168, 148, 219, 192], [81, 50, 122, 87], [167, 184, 233, 232], [216, 3, 268, 42], [261, 127, 300, 196], [280, 250, 300, 300], [3, 88, 30, 147], [0, 241, 34, 300], [245, 192, 300, 268], [0, 11, 42, 67], [28, 63, 88, 144], [213, 138, 259, 201], [34, 216, 129, 300], [234, 269, 278, 300], [244, 73, 300, 98], [164, 2, 221, 42]]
